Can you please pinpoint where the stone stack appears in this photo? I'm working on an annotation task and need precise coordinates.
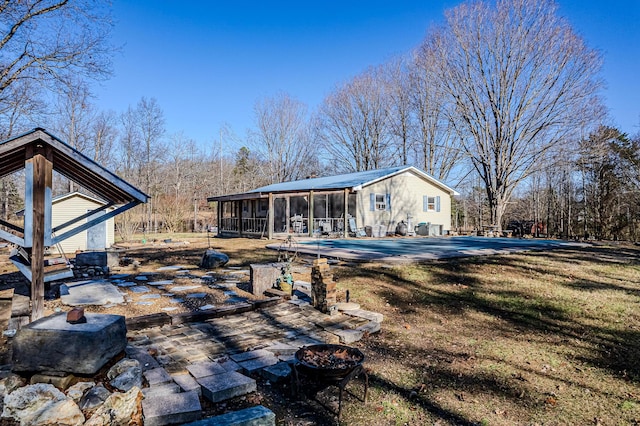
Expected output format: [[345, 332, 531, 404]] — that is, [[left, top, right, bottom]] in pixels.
[[311, 258, 336, 313]]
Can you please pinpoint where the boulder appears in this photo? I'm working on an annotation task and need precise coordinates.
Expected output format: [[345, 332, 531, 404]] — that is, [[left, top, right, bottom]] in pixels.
[[84, 386, 143, 426], [1, 383, 85, 426], [65, 381, 95, 403], [107, 358, 142, 392], [199, 249, 229, 269], [78, 384, 111, 416]]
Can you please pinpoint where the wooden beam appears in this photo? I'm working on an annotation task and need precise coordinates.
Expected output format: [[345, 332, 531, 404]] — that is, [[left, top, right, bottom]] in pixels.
[[0, 218, 23, 233], [29, 148, 52, 321], [0, 229, 23, 246]]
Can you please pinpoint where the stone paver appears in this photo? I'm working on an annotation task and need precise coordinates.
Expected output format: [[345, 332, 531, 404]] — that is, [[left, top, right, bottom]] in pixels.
[[144, 367, 173, 386], [261, 362, 291, 383], [237, 355, 278, 374], [186, 361, 227, 378], [197, 371, 256, 403], [172, 372, 201, 395], [182, 405, 275, 426], [141, 389, 202, 426]]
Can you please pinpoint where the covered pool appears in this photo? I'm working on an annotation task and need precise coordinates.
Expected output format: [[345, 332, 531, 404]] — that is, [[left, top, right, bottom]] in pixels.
[[279, 236, 588, 263]]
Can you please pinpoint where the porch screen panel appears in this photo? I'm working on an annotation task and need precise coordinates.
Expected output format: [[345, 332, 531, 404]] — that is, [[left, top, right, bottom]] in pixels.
[[273, 197, 287, 233], [313, 194, 327, 219]]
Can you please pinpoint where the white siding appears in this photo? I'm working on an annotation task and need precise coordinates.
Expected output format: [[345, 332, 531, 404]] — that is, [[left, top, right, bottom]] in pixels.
[[50, 195, 115, 254], [356, 170, 452, 235]]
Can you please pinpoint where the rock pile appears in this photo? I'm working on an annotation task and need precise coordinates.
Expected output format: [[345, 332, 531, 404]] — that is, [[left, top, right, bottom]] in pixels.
[[1, 357, 145, 426]]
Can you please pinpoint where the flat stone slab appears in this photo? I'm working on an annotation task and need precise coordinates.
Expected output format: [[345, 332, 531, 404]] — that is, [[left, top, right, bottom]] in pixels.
[[129, 285, 151, 293], [135, 275, 148, 281], [169, 298, 184, 304], [148, 280, 174, 286], [60, 280, 124, 306], [187, 361, 227, 378], [162, 307, 179, 311], [343, 308, 384, 323], [186, 293, 207, 299], [142, 389, 202, 426], [182, 405, 275, 426], [116, 281, 136, 287], [156, 265, 185, 271], [109, 274, 131, 279], [334, 302, 360, 311], [144, 367, 173, 386], [237, 355, 279, 374], [332, 328, 364, 344], [140, 294, 161, 299], [264, 342, 298, 356], [230, 349, 273, 363], [199, 304, 216, 310], [172, 372, 201, 395], [12, 313, 126, 375], [143, 382, 181, 398], [172, 285, 202, 292], [197, 371, 256, 403], [261, 362, 291, 383], [136, 301, 155, 306]]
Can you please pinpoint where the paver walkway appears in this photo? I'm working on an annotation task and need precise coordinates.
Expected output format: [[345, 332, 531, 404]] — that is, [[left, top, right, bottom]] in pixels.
[[127, 300, 376, 374]]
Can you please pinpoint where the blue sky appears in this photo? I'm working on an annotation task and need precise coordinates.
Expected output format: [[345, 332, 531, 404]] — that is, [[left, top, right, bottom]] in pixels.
[[93, 1, 640, 154]]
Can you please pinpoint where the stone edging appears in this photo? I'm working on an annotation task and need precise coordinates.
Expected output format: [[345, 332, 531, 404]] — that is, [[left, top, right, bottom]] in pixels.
[[125, 296, 283, 331]]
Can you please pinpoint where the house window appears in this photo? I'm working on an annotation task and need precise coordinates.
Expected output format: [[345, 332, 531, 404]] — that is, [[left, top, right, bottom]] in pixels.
[[423, 195, 441, 212], [369, 193, 391, 211], [426, 196, 436, 211]]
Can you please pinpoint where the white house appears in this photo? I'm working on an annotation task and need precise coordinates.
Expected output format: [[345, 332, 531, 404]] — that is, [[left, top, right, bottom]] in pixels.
[[208, 166, 458, 239]]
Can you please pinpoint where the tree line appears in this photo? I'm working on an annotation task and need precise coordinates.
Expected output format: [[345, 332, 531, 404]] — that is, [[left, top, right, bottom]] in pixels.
[[0, 0, 638, 241]]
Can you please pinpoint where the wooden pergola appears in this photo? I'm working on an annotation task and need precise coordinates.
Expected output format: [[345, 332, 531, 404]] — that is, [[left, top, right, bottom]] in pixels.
[[0, 128, 149, 321]]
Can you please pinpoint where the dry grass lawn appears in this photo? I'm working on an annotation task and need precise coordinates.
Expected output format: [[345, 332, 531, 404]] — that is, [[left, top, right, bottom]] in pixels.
[[123, 235, 640, 425]]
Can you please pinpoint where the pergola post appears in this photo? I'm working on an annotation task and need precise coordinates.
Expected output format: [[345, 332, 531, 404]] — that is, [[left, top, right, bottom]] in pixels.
[[25, 144, 53, 321]]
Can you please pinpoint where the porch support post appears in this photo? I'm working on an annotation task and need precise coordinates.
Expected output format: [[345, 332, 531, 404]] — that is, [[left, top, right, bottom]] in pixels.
[[308, 190, 314, 237], [267, 193, 274, 240], [216, 201, 221, 236], [26, 143, 53, 321], [235, 201, 242, 236], [343, 188, 349, 238]]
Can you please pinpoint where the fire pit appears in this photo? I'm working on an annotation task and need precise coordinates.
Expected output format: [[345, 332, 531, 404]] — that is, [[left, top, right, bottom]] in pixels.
[[292, 344, 368, 418]]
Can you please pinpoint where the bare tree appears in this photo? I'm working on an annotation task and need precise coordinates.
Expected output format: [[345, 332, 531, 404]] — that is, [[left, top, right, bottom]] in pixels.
[[0, 1, 112, 117], [251, 92, 316, 183], [409, 47, 464, 182], [318, 67, 393, 172], [383, 56, 413, 166], [426, 0, 603, 229], [136, 97, 165, 232], [90, 110, 118, 168]]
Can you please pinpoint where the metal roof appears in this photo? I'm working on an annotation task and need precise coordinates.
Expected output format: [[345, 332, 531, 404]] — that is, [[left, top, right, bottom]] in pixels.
[[208, 166, 458, 202], [0, 128, 148, 205]]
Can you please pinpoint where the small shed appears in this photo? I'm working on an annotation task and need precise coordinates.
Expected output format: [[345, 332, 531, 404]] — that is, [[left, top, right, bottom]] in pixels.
[[208, 166, 458, 239], [16, 192, 116, 253], [50, 192, 115, 253]]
